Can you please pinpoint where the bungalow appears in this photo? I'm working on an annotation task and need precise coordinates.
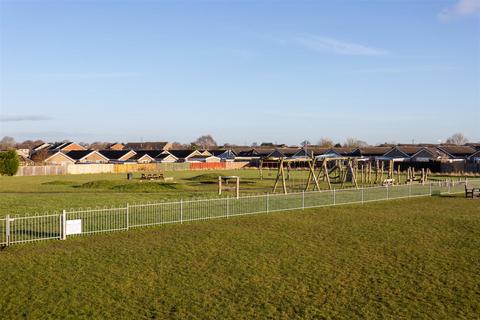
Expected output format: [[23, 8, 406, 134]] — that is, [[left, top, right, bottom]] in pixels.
[[209, 149, 237, 161], [437, 145, 476, 160], [99, 149, 137, 162], [234, 149, 261, 161], [187, 155, 221, 163], [348, 147, 392, 160], [65, 150, 109, 164], [164, 149, 203, 162]]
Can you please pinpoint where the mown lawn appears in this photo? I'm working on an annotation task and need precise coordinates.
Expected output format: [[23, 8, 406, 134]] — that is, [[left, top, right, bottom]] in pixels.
[[0, 170, 469, 216], [1, 196, 479, 319]]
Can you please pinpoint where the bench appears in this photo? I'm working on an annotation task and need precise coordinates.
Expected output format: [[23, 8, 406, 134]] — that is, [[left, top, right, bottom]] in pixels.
[[465, 186, 480, 198]]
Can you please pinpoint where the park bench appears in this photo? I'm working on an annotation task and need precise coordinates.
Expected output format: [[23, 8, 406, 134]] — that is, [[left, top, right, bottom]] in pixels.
[[465, 185, 480, 199]]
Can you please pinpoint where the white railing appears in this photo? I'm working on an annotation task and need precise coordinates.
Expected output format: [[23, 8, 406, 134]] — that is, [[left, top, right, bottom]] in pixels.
[[0, 179, 478, 247]]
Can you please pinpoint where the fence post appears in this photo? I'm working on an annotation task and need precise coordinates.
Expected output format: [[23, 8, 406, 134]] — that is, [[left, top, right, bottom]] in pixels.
[[226, 197, 229, 218], [386, 185, 389, 200], [429, 182, 432, 195], [361, 187, 364, 204], [6, 214, 10, 246], [409, 183, 411, 198], [266, 193, 269, 213], [180, 199, 183, 224], [61, 210, 66, 240], [126, 203, 129, 230], [302, 190, 305, 210], [333, 188, 336, 205]]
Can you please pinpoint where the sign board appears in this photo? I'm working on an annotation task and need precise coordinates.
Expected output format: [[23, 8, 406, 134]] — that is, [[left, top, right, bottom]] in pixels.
[[65, 219, 82, 235]]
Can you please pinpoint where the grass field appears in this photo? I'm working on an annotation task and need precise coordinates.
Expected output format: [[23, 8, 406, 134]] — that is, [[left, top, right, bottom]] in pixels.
[[0, 169, 465, 216], [1, 196, 479, 319]]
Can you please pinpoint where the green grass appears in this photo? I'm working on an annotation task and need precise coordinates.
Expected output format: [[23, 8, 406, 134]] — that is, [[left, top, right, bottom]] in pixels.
[[0, 169, 470, 217], [0, 196, 479, 319]]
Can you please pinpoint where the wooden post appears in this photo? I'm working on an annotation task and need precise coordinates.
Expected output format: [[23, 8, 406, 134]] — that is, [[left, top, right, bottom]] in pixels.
[[236, 176, 240, 199], [218, 176, 222, 196]]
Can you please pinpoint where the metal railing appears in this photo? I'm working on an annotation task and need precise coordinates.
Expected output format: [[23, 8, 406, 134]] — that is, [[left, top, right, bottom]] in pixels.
[[1, 179, 478, 247]]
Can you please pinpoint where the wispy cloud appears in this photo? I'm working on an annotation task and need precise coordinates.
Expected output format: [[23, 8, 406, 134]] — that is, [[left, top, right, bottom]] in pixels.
[[24, 72, 141, 80], [438, 0, 480, 20], [294, 35, 387, 56], [0, 115, 52, 122]]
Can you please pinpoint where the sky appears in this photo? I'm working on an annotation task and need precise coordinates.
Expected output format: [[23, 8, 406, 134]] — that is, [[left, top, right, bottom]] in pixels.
[[0, 0, 479, 145]]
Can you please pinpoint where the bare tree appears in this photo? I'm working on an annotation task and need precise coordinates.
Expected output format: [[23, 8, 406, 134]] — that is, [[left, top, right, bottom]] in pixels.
[[445, 133, 468, 145], [89, 141, 110, 150], [317, 138, 333, 147], [300, 140, 310, 147], [193, 135, 217, 149], [343, 138, 368, 148], [30, 148, 49, 163], [171, 141, 189, 149], [0, 136, 16, 150]]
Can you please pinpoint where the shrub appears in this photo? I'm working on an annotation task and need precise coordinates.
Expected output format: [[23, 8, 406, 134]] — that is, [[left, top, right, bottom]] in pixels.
[[0, 149, 20, 176]]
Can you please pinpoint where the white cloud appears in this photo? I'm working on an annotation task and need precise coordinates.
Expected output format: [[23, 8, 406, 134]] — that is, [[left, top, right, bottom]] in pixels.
[[438, 0, 480, 20], [0, 115, 52, 122], [294, 35, 387, 56], [24, 72, 141, 80]]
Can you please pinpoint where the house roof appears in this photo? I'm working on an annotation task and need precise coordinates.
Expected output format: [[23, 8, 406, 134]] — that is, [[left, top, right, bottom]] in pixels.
[[99, 149, 136, 160], [125, 142, 169, 150], [350, 147, 393, 157], [131, 150, 164, 159], [166, 149, 200, 159], [209, 149, 237, 157], [438, 145, 476, 157], [66, 150, 109, 161]]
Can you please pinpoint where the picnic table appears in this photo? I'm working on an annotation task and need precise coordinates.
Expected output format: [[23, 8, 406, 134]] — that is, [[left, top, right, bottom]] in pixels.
[[140, 173, 173, 182]]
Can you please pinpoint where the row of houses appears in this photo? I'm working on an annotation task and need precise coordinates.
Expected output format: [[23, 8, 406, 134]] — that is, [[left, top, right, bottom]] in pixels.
[[16, 141, 480, 172]]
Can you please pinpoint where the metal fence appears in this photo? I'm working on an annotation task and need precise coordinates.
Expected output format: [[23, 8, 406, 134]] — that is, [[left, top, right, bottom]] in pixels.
[[1, 179, 478, 247]]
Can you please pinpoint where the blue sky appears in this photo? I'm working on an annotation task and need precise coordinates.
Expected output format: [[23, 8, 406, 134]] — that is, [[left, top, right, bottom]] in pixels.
[[0, 0, 479, 145]]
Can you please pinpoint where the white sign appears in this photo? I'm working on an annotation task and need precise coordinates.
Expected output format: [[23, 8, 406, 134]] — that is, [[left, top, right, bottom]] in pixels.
[[65, 219, 82, 235]]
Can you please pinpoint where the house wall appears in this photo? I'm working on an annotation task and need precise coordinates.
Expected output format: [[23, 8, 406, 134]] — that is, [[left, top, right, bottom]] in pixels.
[[45, 153, 75, 166]]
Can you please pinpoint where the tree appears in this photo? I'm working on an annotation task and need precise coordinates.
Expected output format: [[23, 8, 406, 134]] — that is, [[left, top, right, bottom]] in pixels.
[[317, 138, 333, 147], [193, 135, 217, 149], [0, 136, 16, 150], [334, 143, 342, 148], [343, 138, 368, 148], [89, 141, 110, 150], [300, 140, 311, 147], [0, 149, 19, 176], [445, 133, 468, 145], [30, 148, 49, 163]]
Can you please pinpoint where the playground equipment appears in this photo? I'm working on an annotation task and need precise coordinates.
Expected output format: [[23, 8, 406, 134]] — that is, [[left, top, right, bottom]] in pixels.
[[305, 157, 358, 190], [267, 157, 319, 194], [218, 176, 240, 199]]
